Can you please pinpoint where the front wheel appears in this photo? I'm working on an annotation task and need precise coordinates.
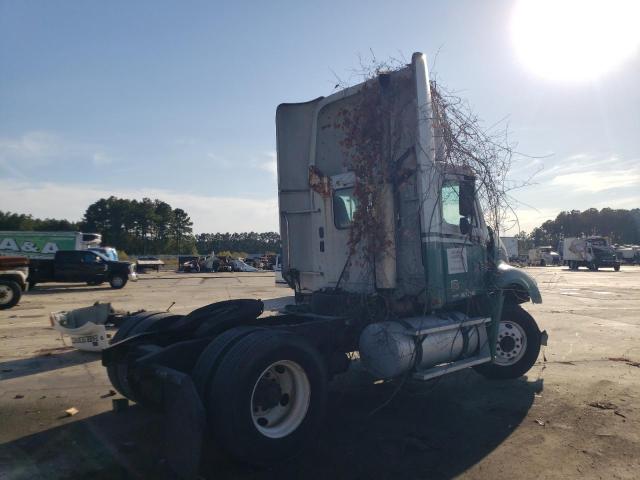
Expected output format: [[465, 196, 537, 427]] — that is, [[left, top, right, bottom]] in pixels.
[[109, 274, 127, 289], [0, 280, 21, 310], [207, 329, 328, 465], [474, 305, 542, 380]]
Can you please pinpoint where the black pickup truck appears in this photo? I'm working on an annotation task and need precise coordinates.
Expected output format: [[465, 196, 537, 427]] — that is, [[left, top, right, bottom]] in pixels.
[[29, 250, 137, 289]]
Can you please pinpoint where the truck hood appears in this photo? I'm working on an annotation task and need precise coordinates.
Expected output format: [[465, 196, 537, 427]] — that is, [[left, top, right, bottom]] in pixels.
[[496, 260, 542, 304], [108, 261, 134, 269]]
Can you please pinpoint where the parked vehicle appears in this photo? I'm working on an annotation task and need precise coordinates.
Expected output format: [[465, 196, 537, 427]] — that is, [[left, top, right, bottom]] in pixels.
[[182, 258, 201, 273], [102, 53, 545, 472], [0, 231, 102, 258], [615, 245, 640, 264], [136, 256, 165, 272], [230, 259, 258, 272], [0, 256, 29, 309], [499, 236, 519, 262], [29, 250, 137, 289], [528, 246, 560, 266], [563, 236, 621, 271]]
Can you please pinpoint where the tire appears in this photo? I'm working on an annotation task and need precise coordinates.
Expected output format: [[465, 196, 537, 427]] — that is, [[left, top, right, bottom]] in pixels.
[[107, 311, 182, 403], [589, 263, 598, 271], [207, 329, 328, 465], [192, 326, 260, 400], [474, 305, 542, 380], [540, 259, 546, 267], [109, 274, 127, 289], [0, 280, 21, 310], [614, 264, 621, 272]]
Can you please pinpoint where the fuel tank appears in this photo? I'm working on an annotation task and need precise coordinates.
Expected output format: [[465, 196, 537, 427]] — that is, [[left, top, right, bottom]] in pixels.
[[358, 313, 483, 379]]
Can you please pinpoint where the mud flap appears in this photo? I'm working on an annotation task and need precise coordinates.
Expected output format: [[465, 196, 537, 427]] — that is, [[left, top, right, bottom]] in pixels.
[[158, 366, 206, 479]]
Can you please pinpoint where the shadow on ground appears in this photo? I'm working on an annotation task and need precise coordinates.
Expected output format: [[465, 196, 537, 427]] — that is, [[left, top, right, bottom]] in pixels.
[[27, 285, 110, 295], [0, 368, 542, 480], [0, 350, 98, 381]]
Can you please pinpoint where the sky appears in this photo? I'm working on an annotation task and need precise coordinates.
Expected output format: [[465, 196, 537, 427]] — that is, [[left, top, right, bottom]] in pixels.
[[1, 0, 639, 234]]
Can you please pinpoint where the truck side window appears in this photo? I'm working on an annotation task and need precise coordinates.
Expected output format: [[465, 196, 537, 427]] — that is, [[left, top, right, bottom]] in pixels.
[[82, 252, 98, 263], [333, 187, 357, 229], [441, 181, 462, 227]]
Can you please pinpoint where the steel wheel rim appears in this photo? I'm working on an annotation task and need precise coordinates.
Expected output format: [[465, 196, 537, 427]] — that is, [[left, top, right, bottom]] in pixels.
[[495, 320, 527, 366], [250, 359, 310, 439], [0, 285, 13, 305]]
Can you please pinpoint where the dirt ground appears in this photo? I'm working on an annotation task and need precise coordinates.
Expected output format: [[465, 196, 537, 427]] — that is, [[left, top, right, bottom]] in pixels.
[[1, 267, 639, 479]]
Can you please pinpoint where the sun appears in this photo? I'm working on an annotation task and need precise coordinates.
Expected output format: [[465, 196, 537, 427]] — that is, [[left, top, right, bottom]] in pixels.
[[511, 0, 640, 82]]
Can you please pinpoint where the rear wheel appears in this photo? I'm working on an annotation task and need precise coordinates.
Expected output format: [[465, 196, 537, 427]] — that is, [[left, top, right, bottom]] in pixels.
[[475, 305, 542, 380], [614, 264, 621, 272], [0, 280, 21, 310], [207, 330, 327, 465]]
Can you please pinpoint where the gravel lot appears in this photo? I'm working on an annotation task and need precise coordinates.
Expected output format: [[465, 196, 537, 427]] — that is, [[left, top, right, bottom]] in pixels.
[[1, 267, 639, 479]]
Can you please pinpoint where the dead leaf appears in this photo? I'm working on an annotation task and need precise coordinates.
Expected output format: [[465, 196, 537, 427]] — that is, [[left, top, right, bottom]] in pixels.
[[588, 401, 616, 410], [65, 407, 79, 417], [100, 389, 117, 398], [535, 418, 546, 426]]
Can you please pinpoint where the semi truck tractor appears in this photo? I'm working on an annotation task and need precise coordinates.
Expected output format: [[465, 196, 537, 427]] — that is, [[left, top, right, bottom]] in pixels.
[[102, 53, 545, 473], [563, 236, 621, 271]]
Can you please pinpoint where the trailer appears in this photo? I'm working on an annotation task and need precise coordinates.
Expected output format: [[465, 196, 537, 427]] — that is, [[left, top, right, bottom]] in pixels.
[[0, 231, 102, 259], [102, 53, 545, 475]]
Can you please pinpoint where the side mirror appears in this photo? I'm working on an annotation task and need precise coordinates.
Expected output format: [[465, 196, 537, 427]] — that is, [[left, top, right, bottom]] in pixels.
[[459, 177, 475, 219], [460, 217, 472, 235]]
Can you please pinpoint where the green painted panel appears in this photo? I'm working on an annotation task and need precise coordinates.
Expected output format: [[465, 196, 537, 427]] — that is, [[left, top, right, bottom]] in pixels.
[[0, 232, 77, 258]]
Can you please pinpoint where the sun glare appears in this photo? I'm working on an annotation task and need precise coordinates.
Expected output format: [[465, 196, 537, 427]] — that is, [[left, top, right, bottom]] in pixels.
[[511, 0, 640, 82]]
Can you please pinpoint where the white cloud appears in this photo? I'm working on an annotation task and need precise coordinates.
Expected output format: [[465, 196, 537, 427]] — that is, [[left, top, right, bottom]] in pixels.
[[92, 152, 112, 167], [550, 169, 640, 192], [0, 131, 63, 166], [0, 131, 113, 173], [258, 151, 277, 177], [0, 180, 279, 233]]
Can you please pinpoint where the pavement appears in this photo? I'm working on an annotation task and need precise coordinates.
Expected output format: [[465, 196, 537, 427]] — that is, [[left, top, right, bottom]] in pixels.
[[0, 267, 639, 479]]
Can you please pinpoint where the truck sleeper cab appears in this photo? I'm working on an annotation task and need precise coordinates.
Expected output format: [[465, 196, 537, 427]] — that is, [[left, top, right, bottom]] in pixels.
[[102, 52, 544, 472]]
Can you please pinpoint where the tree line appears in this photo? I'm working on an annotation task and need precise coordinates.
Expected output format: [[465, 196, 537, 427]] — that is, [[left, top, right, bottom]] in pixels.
[[0, 211, 79, 232], [1, 197, 281, 255], [517, 207, 640, 247]]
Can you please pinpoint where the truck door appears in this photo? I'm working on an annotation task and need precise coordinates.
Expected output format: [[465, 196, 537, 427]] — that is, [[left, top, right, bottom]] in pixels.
[[54, 251, 80, 281], [437, 175, 487, 304], [79, 252, 108, 282]]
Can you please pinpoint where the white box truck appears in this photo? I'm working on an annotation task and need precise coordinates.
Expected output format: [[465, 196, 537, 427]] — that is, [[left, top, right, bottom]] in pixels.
[[528, 246, 560, 266], [563, 236, 620, 271], [499, 236, 519, 261]]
